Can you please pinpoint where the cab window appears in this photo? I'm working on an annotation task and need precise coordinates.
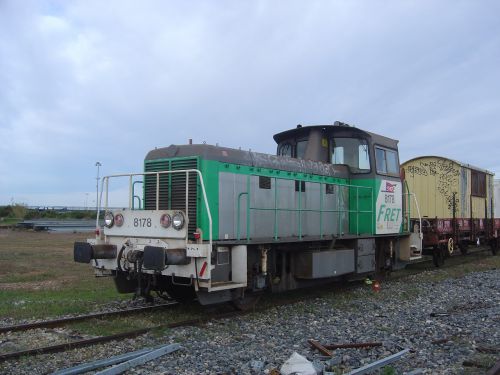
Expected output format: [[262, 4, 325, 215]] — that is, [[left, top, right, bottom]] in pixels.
[[277, 142, 293, 157], [375, 146, 399, 175], [331, 137, 370, 173], [296, 140, 308, 159]]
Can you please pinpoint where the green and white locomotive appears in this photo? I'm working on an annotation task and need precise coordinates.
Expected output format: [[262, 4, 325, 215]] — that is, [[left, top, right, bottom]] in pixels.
[[74, 122, 423, 305]]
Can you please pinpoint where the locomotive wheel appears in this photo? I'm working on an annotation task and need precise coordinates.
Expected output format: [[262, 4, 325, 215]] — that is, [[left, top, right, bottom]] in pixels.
[[447, 238, 454, 256], [432, 246, 445, 268], [232, 293, 261, 311], [164, 284, 196, 303]]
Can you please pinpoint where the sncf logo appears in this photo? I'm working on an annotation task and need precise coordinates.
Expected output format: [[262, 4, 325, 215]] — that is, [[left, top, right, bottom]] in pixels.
[[383, 182, 396, 193]]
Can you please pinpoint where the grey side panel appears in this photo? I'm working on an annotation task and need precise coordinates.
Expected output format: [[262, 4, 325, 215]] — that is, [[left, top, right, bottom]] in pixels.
[[250, 175, 275, 238], [294, 249, 355, 279], [219, 172, 349, 240], [211, 246, 231, 282], [219, 173, 247, 240], [276, 179, 296, 237], [356, 238, 376, 273]]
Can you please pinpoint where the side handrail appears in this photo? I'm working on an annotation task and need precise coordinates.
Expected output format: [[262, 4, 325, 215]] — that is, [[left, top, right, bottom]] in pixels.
[[96, 169, 212, 246], [235, 177, 373, 240], [403, 192, 423, 252]]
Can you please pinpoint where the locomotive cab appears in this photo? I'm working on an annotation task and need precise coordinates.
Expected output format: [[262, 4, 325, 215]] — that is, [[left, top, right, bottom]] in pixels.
[[274, 122, 371, 169]]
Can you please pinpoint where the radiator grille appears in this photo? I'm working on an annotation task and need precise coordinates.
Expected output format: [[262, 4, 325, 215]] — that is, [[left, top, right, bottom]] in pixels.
[[144, 158, 198, 236]]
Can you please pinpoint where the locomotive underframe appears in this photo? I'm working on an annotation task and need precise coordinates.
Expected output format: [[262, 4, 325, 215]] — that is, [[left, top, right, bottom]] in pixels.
[[80, 221, 418, 305]]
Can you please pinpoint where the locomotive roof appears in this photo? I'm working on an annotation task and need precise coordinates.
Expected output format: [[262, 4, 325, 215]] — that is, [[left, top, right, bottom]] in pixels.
[[273, 124, 399, 149], [145, 144, 349, 178], [402, 156, 494, 175]]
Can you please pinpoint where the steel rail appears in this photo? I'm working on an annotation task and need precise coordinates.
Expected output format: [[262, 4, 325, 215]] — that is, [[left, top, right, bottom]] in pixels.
[[0, 327, 153, 362], [0, 302, 177, 334], [0, 309, 245, 363]]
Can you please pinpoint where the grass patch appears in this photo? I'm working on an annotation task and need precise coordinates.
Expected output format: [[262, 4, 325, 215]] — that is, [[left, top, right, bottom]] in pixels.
[[0, 218, 21, 226], [0, 230, 129, 319], [0, 279, 127, 319], [1, 271, 57, 283]]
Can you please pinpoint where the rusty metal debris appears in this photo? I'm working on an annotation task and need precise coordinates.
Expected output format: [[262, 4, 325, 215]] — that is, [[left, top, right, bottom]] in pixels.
[[476, 345, 500, 354], [308, 339, 384, 357], [307, 339, 333, 357], [324, 342, 382, 350], [463, 360, 490, 369]]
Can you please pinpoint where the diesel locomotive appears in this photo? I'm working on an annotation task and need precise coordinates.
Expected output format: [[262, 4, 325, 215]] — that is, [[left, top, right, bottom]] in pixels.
[[74, 122, 424, 305]]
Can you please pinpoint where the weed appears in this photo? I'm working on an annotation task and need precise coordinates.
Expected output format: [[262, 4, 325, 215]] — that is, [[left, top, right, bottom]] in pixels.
[[381, 366, 396, 375]]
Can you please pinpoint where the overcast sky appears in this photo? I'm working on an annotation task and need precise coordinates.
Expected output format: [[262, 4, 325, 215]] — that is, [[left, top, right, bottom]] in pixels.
[[1, 0, 499, 207]]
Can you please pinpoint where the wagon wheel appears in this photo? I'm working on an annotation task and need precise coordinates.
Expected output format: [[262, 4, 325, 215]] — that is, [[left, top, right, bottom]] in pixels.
[[447, 238, 454, 256]]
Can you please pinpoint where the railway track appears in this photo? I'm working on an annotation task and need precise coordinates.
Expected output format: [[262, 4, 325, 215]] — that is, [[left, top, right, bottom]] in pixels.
[[0, 307, 243, 362], [0, 247, 496, 364], [0, 302, 178, 334]]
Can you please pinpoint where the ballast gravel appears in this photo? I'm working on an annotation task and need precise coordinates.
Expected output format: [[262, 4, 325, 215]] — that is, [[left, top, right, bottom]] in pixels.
[[1, 266, 499, 374]]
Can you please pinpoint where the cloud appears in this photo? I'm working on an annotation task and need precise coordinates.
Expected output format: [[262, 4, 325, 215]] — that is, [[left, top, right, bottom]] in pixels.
[[1, 0, 499, 205]]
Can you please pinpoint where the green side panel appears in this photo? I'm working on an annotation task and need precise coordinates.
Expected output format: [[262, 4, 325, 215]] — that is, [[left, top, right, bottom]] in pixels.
[[198, 159, 220, 241], [348, 179, 376, 235]]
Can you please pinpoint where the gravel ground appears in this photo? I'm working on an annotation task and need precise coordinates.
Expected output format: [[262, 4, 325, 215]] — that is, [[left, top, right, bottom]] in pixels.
[[1, 265, 498, 374]]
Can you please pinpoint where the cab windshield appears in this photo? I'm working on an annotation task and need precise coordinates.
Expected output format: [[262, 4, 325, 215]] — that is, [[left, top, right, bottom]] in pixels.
[[331, 137, 370, 173]]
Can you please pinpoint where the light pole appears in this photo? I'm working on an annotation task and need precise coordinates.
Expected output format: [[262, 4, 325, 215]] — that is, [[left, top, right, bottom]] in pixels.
[[95, 162, 102, 211]]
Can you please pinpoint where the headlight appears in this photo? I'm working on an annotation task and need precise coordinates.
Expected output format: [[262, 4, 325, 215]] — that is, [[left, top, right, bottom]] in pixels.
[[160, 213, 171, 228], [114, 213, 124, 227], [172, 212, 185, 230], [104, 212, 114, 228]]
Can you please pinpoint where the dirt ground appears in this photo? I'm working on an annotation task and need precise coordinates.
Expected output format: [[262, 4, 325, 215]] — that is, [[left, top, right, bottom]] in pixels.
[[0, 229, 124, 319], [0, 229, 90, 290]]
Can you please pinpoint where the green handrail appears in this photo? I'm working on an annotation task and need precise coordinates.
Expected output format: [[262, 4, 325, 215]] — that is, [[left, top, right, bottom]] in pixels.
[[319, 182, 324, 239], [274, 178, 278, 240], [235, 176, 373, 241]]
